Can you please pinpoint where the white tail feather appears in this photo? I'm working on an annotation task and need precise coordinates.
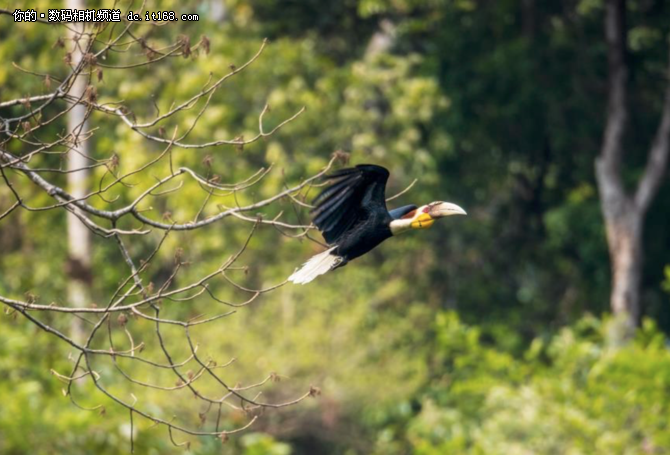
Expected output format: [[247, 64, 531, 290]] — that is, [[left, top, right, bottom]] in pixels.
[[288, 246, 342, 285]]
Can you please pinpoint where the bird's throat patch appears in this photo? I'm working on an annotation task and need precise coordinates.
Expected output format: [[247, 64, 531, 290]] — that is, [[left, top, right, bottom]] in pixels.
[[411, 213, 434, 229]]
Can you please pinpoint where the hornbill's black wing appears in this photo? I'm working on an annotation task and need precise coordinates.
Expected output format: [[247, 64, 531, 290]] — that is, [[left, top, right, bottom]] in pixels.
[[311, 164, 390, 245]]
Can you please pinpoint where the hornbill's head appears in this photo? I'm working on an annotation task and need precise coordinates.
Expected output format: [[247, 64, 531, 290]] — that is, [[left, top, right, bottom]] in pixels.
[[389, 201, 466, 235]]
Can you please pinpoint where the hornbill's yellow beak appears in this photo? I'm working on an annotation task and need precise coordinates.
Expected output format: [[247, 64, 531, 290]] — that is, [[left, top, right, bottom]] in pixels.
[[410, 202, 467, 229]]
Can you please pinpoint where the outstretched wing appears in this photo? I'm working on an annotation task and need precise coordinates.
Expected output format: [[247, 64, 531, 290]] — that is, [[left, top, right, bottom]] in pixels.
[[311, 164, 390, 245]]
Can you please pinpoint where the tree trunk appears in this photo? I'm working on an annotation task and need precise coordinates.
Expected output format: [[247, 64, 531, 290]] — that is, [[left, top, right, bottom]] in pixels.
[[66, 0, 92, 343], [604, 207, 642, 322], [597, 0, 670, 332]]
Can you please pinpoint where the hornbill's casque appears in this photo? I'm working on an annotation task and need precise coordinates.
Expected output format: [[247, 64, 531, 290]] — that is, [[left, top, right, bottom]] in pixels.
[[288, 164, 466, 284]]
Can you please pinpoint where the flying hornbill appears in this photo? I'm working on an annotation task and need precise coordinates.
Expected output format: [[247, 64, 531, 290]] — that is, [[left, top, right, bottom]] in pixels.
[[288, 164, 466, 284]]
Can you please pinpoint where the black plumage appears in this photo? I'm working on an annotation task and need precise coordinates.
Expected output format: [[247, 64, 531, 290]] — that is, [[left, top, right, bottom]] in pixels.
[[311, 164, 403, 266], [290, 163, 464, 284]]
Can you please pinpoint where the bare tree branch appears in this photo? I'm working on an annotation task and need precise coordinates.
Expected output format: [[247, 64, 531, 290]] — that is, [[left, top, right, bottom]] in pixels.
[[0, 13, 325, 447]]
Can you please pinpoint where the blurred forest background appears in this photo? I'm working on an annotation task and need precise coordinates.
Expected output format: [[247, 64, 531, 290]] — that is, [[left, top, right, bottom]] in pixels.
[[1, 0, 670, 454]]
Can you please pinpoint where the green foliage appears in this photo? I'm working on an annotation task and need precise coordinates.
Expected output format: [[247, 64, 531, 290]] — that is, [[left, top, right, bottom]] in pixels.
[[238, 433, 292, 455], [374, 313, 670, 455], [0, 317, 129, 454]]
